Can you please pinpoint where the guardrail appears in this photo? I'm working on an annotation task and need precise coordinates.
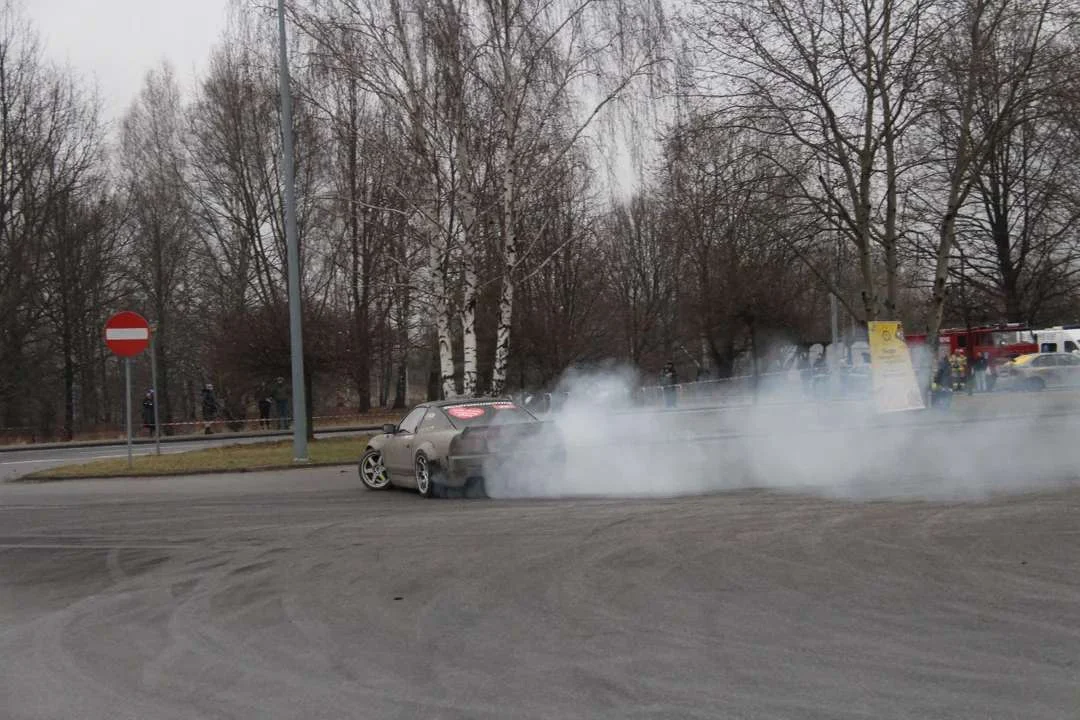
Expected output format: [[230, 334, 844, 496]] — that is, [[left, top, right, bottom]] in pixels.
[[0, 413, 393, 452]]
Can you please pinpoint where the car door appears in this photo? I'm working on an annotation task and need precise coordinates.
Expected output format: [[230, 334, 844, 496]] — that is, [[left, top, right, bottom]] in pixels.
[[384, 407, 427, 483], [1029, 354, 1059, 386], [1059, 353, 1080, 385], [417, 408, 458, 465]]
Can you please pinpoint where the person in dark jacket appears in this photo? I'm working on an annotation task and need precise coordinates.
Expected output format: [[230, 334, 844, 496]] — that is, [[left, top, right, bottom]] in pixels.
[[659, 362, 678, 408], [271, 377, 289, 429], [142, 389, 156, 436], [258, 392, 273, 430], [932, 356, 953, 408], [972, 352, 989, 392], [201, 384, 217, 434]]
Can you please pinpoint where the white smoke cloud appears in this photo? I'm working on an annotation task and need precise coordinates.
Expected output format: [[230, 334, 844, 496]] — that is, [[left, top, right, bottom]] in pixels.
[[483, 366, 1080, 501]]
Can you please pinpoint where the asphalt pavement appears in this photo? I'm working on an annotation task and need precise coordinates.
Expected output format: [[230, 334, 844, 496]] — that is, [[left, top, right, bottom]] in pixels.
[[2, 394, 1080, 718], [1, 467, 1078, 719]]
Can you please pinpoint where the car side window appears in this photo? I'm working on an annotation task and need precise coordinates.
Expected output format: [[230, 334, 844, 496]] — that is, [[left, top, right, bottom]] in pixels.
[[1061, 354, 1080, 366], [1032, 355, 1056, 368], [1066, 341, 1079, 353], [419, 409, 450, 432], [397, 407, 427, 434]]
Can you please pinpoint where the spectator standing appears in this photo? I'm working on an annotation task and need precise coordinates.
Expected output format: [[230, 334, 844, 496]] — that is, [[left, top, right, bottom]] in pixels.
[[797, 352, 812, 396], [932, 355, 953, 408], [201, 384, 218, 434], [142, 389, 156, 436], [659, 362, 678, 408], [812, 354, 829, 398], [258, 391, 273, 429], [272, 377, 289, 429], [975, 352, 991, 392]]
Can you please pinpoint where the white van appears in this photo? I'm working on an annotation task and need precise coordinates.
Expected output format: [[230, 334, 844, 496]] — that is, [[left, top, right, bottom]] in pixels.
[[1032, 326, 1080, 354]]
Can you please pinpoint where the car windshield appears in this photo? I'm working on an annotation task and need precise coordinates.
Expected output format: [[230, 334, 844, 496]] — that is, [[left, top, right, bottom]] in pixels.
[[443, 401, 535, 428]]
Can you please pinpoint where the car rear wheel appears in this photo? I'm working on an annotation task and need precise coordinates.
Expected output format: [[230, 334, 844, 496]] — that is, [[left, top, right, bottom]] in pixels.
[[464, 477, 487, 499], [414, 452, 445, 498], [1026, 377, 1046, 392], [359, 449, 391, 490]]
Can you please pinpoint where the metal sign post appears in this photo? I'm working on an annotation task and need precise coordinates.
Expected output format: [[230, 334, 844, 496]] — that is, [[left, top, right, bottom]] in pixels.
[[125, 358, 133, 468], [104, 311, 152, 469], [150, 327, 161, 455]]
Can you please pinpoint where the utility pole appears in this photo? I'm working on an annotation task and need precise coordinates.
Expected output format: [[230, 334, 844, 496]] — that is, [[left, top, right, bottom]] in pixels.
[[277, 0, 309, 461], [829, 233, 842, 367]]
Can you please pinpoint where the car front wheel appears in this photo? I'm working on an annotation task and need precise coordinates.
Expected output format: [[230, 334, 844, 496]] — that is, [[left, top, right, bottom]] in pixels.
[[359, 449, 391, 490]]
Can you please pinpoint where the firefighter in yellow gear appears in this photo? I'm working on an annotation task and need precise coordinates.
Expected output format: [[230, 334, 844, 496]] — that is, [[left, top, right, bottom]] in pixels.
[[949, 351, 968, 392]]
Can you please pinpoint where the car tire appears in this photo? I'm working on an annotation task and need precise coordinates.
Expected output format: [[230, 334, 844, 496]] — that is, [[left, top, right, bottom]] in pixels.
[[1027, 377, 1046, 392], [414, 452, 445, 498], [358, 449, 391, 491], [464, 477, 487, 499]]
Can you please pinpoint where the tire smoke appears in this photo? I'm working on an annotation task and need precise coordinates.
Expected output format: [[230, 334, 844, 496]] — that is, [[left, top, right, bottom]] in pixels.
[[482, 367, 1080, 501]]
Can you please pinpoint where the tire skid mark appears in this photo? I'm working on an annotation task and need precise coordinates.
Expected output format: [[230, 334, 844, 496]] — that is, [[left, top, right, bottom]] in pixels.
[[3, 590, 205, 719], [3, 480, 1079, 719]]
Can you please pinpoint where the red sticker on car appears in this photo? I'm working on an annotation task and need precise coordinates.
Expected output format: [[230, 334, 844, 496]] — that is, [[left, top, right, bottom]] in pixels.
[[448, 406, 486, 419]]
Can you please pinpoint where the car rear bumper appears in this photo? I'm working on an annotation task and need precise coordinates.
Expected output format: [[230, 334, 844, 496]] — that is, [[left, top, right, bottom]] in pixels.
[[447, 454, 490, 487]]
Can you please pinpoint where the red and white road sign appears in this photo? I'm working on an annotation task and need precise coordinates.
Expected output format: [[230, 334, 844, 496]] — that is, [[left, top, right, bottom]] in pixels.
[[104, 311, 151, 357]]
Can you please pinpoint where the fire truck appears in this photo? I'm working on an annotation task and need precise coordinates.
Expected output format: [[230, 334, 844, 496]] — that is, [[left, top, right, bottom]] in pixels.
[[904, 324, 1037, 366]]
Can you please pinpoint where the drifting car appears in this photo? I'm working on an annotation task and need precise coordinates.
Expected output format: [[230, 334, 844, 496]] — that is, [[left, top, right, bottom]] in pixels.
[[358, 399, 560, 497], [995, 352, 1080, 391]]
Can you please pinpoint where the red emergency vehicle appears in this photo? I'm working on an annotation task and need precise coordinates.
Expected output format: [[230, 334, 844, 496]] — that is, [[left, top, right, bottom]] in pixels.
[[904, 324, 1037, 365]]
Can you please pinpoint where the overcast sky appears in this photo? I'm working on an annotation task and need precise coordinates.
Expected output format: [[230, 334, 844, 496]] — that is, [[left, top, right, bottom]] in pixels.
[[27, 0, 230, 125]]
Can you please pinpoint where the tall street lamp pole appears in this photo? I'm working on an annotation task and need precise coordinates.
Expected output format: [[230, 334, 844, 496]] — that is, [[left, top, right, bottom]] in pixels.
[[277, 0, 309, 461]]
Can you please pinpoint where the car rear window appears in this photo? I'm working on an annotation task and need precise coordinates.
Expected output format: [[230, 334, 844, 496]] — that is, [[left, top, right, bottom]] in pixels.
[[444, 402, 534, 428]]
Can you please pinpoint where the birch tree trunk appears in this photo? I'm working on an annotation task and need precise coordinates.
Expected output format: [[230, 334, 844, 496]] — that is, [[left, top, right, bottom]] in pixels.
[[461, 231, 479, 396], [429, 208, 457, 399], [454, 119, 479, 396], [491, 147, 517, 396]]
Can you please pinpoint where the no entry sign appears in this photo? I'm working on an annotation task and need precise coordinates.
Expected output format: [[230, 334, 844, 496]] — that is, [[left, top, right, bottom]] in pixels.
[[104, 311, 151, 357]]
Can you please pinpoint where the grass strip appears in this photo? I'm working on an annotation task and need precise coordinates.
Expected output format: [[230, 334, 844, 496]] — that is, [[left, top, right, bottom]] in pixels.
[[23, 436, 368, 480]]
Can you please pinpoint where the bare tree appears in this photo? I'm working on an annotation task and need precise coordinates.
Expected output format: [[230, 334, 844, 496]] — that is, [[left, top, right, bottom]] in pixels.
[[299, 0, 663, 397], [689, 0, 943, 321], [188, 42, 285, 313], [475, 0, 663, 394], [119, 63, 197, 429], [0, 3, 109, 433], [921, 0, 1074, 344], [954, 93, 1080, 324], [300, 0, 471, 398], [599, 193, 680, 364], [656, 116, 827, 376], [512, 155, 611, 386], [41, 183, 123, 439]]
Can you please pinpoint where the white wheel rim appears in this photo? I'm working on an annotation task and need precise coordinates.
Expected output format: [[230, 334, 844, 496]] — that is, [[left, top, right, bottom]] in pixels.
[[362, 453, 389, 488], [416, 456, 430, 494]]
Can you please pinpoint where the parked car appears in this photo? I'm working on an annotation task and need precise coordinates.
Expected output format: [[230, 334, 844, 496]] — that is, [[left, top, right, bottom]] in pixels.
[[995, 352, 1080, 391], [358, 399, 562, 498]]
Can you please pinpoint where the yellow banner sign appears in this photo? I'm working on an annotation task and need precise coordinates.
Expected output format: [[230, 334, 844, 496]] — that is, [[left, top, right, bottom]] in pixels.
[[867, 321, 925, 412]]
